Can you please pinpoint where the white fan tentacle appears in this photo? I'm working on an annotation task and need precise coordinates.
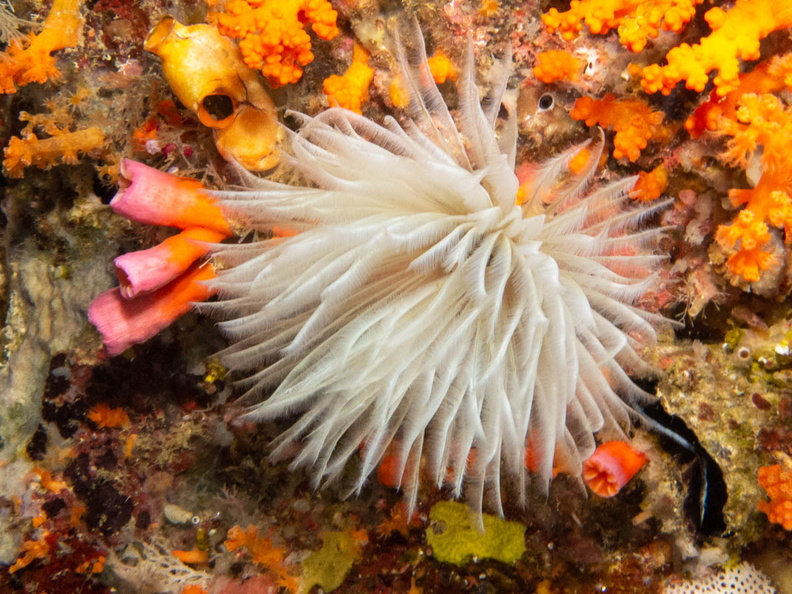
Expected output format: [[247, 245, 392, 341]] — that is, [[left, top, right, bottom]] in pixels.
[[205, 23, 673, 515]]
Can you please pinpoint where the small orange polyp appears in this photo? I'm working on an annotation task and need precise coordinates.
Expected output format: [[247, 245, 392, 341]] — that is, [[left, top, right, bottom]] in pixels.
[[428, 50, 457, 84], [582, 440, 647, 498], [111, 159, 231, 235], [172, 548, 209, 565], [322, 43, 374, 114], [377, 453, 403, 489], [88, 263, 216, 356]]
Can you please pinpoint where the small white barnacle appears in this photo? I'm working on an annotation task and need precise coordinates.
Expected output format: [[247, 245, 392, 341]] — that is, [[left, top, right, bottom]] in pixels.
[[201, 21, 674, 515]]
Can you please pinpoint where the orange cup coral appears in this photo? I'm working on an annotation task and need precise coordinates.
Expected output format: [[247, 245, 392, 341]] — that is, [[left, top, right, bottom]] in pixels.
[[582, 440, 648, 497]]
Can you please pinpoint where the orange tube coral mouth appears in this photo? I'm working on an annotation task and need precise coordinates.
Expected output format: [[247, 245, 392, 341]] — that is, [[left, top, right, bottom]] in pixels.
[[582, 440, 648, 498]]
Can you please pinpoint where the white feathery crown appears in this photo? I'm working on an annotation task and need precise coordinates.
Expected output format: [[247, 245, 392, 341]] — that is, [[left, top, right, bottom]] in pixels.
[[203, 23, 672, 515]]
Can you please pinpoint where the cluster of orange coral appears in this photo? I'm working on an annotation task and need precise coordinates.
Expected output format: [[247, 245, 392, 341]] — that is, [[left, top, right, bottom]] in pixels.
[[641, 0, 792, 96], [0, 0, 83, 94], [225, 525, 298, 590], [757, 464, 792, 530], [542, 0, 702, 52], [570, 94, 664, 162], [540, 0, 792, 283], [684, 59, 787, 138], [634, 164, 668, 202], [3, 97, 109, 178], [708, 90, 792, 282], [532, 50, 584, 84], [323, 43, 374, 114], [3, 125, 105, 178], [678, 53, 792, 281], [207, 0, 339, 88]]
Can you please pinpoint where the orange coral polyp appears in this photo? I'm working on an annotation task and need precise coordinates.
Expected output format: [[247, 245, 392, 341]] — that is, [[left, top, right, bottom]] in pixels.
[[87, 403, 130, 428], [224, 524, 296, 588], [389, 75, 410, 109], [634, 164, 668, 202], [323, 44, 374, 114], [9, 531, 52, 573], [758, 464, 792, 530], [173, 548, 209, 565], [582, 440, 647, 497], [428, 50, 458, 84], [3, 127, 106, 178]]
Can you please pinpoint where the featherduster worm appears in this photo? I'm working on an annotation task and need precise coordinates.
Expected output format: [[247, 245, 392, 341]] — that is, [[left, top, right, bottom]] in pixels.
[[203, 25, 673, 514]]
